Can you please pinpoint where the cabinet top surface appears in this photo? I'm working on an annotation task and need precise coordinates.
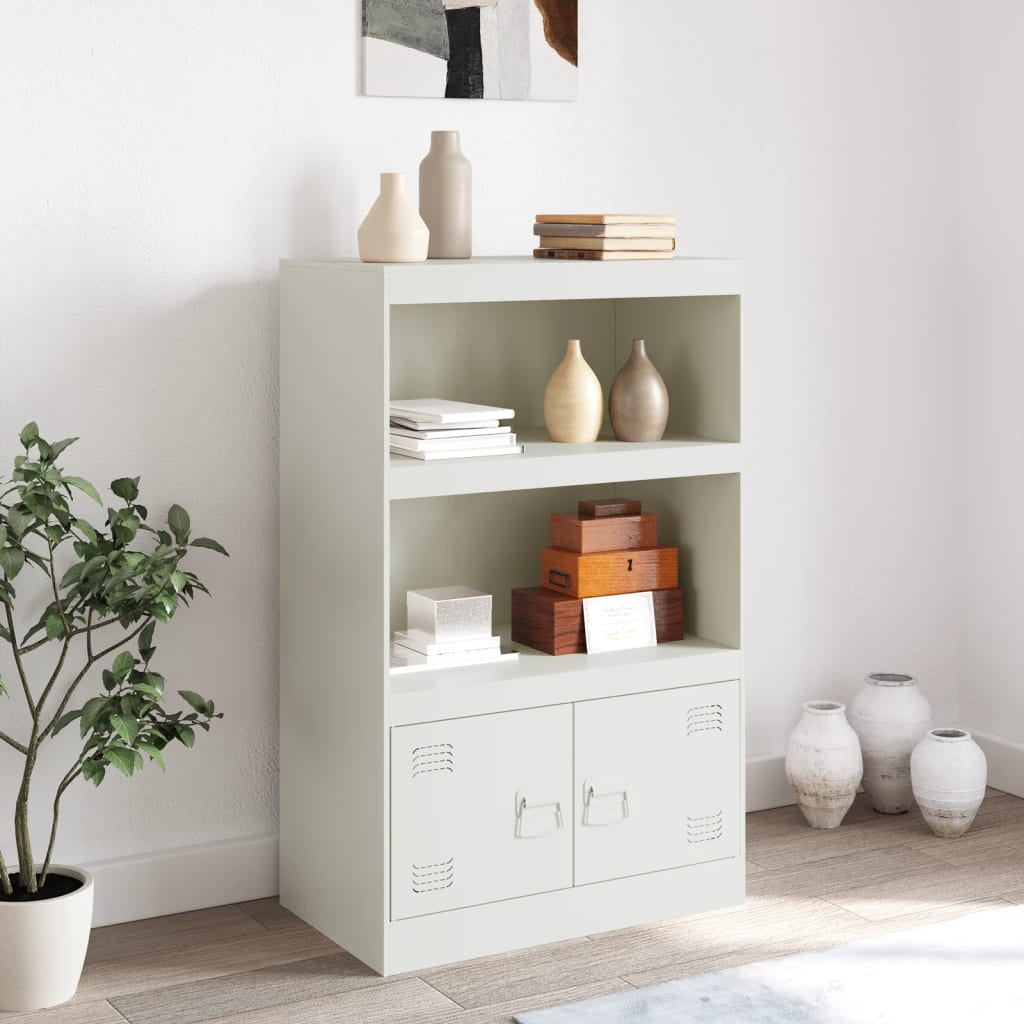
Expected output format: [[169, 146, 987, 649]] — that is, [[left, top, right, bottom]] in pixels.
[[280, 256, 742, 304]]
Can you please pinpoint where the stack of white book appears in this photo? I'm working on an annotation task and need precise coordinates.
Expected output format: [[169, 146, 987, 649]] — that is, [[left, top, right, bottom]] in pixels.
[[390, 586, 519, 674], [390, 399, 523, 461]]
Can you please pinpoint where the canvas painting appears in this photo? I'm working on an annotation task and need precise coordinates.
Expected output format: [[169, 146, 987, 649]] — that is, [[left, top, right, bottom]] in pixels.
[[362, 0, 577, 101]]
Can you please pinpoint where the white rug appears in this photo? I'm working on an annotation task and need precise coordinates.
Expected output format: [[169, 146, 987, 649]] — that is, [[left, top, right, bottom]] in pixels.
[[514, 905, 1024, 1023]]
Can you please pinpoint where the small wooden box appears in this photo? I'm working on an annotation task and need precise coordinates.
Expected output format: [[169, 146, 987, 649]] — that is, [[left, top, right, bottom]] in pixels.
[[511, 586, 684, 655], [540, 546, 678, 599], [578, 497, 642, 518], [551, 512, 658, 553]]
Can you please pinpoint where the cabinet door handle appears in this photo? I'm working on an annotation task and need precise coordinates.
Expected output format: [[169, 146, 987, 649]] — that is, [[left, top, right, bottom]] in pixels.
[[515, 793, 564, 838], [583, 779, 630, 826]]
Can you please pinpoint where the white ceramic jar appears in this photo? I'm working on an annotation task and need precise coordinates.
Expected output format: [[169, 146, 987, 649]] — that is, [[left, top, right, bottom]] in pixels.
[[848, 672, 933, 814], [0, 865, 93, 1012], [785, 701, 864, 829], [357, 172, 429, 263], [911, 728, 987, 837]]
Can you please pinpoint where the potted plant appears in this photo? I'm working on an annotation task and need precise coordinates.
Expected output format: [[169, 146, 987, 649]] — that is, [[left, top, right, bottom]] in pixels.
[[0, 423, 227, 1012]]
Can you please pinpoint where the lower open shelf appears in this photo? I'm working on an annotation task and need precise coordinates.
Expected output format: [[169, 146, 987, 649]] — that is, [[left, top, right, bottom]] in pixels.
[[388, 628, 741, 726]]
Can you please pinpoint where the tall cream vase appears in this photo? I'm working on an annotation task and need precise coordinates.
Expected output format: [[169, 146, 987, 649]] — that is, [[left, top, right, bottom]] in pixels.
[[357, 172, 429, 263], [544, 339, 604, 442], [0, 866, 94, 1011], [419, 130, 472, 259]]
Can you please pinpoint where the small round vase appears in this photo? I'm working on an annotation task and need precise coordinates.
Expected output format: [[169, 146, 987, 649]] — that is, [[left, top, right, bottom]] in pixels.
[[609, 338, 669, 441], [544, 339, 604, 442], [419, 131, 472, 259], [785, 701, 864, 830], [848, 672, 933, 814], [357, 172, 429, 263], [911, 729, 987, 838]]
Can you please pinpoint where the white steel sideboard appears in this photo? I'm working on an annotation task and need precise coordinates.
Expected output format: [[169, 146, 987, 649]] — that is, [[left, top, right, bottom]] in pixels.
[[279, 256, 743, 975]]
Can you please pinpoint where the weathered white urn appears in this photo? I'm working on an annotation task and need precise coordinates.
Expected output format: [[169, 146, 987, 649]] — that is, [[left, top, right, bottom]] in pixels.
[[911, 728, 987, 838], [848, 672, 933, 814], [786, 701, 864, 829]]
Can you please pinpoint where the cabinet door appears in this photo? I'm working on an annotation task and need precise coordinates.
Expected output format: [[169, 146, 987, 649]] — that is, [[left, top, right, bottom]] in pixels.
[[574, 680, 740, 885], [391, 705, 572, 921]]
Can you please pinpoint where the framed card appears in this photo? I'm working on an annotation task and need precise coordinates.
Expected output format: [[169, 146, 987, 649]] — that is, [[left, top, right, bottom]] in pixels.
[[583, 591, 657, 654]]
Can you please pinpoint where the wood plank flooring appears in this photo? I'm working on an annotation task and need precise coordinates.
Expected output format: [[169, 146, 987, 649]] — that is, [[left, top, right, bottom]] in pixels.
[[5, 789, 1023, 1024]]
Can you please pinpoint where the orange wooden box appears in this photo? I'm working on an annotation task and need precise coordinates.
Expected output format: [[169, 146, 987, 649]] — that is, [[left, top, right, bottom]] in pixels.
[[511, 586, 684, 655], [540, 546, 679, 599], [550, 513, 658, 553]]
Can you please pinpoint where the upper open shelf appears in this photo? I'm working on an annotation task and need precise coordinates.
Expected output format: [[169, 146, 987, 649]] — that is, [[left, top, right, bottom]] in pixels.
[[281, 256, 742, 306], [389, 428, 741, 500]]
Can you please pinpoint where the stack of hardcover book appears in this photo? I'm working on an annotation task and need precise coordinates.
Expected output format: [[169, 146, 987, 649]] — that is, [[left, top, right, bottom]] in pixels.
[[391, 586, 519, 674], [532, 214, 676, 261], [510, 497, 685, 655], [390, 399, 523, 461]]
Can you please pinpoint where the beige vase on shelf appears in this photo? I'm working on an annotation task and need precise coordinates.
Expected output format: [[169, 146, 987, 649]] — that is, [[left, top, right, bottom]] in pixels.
[[357, 173, 429, 263], [419, 131, 472, 259], [609, 338, 669, 441], [544, 339, 604, 442]]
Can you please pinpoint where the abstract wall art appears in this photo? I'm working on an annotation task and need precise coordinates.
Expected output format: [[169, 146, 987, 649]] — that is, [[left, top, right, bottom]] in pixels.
[[362, 0, 577, 101]]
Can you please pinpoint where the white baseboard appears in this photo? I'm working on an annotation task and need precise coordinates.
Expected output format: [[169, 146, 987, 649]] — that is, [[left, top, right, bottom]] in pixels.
[[965, 727, 1024, 799], [746, 752, 793, 812], [83, 834, 279, 927]]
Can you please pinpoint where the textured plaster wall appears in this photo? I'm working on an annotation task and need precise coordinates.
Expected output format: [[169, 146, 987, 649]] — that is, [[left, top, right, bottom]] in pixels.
[[1, 0, 959, 873], [958, 0, 1024, 745]]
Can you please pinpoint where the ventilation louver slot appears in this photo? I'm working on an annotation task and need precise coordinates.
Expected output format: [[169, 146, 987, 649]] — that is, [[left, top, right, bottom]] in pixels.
[[687, 811, 724, 843], [411, 742, 454, 778], [412, 858, 454, 893], [687, 703, 724, 735]]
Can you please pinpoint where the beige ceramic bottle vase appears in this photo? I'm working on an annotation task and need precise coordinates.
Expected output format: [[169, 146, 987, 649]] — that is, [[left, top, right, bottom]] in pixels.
[[544, 339, 604, 442], [609, 338, 670, 441], [419, 131, 472, 259], [357, 172, 429, 263]]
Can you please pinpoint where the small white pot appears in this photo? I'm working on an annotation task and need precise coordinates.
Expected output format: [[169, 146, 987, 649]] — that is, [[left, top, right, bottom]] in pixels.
[[785, 701, 864, 829], [848, 671, 933, 814], [0, 865, 94, 1012], [911, 729, 987, 838]]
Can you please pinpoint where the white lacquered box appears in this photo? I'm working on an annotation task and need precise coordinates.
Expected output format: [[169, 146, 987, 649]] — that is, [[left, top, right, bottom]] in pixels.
[[406, 586, 492, 641]]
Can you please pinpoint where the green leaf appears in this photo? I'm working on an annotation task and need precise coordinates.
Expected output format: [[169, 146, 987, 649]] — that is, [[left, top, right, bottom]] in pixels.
[[63, 476, 102, 504], [19, 422, 39, 447], [60, 562, 85, 589], [45, 524, 65, 546], [177, 725, 195, 749], [110, 477, 140, 503], [0, 622, 11, 643], [138, 620, 156, 659], [82, 759, 106, 786], [190, 537, 229, 556], [170, 570, 187, 592], [178, 690, 211, 715], [52, 710, 83, 737], [50, 436, 78, 459], [74, 518, 98, 544], [0, 547, 25, 579], [103, 745, 138, 777], [167, 504, 191, 544], [112, 650, 135, 680], [110, 713, 140, 745], [5, 508, 33, 539], [138, 742, 166, 771], [80, 696, 112, 735], [44, 611, 65, 640]]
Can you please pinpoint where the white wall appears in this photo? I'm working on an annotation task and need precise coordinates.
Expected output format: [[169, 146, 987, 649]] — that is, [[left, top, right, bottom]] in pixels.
[[958, 1, 1024, 759], [1, 0, 961, 915]]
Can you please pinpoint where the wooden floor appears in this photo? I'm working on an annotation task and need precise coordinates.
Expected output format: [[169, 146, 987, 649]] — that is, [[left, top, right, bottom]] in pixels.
[[7, 789, 1024, 1024]]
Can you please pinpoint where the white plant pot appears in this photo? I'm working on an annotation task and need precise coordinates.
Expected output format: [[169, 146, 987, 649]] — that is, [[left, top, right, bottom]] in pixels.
[[848, 671, 933, 814], [0, 866, 94, 1012], [785, 701, 863, 829], [911, 729, 987, 838]]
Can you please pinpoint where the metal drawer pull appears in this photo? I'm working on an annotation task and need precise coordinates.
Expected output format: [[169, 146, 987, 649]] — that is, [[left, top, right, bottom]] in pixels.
[[583, 779, 630, 826], [515, 793, 564, 838]]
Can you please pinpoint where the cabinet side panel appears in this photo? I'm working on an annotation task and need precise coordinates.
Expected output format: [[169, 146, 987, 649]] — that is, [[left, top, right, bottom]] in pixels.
[[280, 265, 388, 972]]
